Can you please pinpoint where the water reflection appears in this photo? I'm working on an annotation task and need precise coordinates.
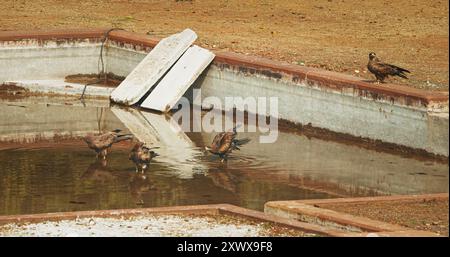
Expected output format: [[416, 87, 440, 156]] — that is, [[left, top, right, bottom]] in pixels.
[[111, 106, 207, 179], [129, 172, 155, 205], [0, 96, 448, 215], [206, 168, 238, 194], [81, 159, 117, 183]]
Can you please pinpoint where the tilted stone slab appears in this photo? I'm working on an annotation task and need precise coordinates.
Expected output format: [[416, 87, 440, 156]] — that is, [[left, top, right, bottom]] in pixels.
[[110, 29, 197, 105]]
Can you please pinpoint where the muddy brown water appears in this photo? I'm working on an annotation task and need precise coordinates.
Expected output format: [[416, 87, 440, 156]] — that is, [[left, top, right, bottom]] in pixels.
[[0, 96, 448, 215]]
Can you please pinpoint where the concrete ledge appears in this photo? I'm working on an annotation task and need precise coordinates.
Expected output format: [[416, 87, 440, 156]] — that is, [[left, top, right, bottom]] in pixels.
[[1, 29, 447, 108], [214, 52, 449, 107], [285, 193, 449, 206], [0, 203, 438, 237], [265, 194, 447, 236], [0, 28, 108, 41], [0, 204, 348, 237], [1, 80, 113, 98]]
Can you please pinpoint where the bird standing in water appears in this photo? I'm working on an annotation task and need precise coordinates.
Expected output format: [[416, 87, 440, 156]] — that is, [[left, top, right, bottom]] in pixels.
[[367, 52, 410, 84], [83, 129, 133, 159], [129, 142, 160, 173], [205, 125, 250, 162]]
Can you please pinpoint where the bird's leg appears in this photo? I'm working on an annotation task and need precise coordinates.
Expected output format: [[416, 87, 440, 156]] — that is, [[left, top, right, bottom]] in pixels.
[[220, 154, 228, 163], [376, 75, 386, 84], [374, 75, 382, 84]]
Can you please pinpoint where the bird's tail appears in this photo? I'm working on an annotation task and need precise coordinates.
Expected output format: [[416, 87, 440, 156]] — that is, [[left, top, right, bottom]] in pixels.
[[389, 64, 410, 79], [111, 129, 122, 133], [113, 134, 134, 143], [232, 124, 243, 134], [143, 146, 160, 151], [396, 73, 408, 79], [232, 138, 251, 150], [396, 66, 410, 74], [234, 138, 250, 146]]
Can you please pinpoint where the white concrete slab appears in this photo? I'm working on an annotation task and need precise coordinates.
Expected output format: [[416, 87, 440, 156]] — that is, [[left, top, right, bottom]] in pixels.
[[140, 45, 215, 112], [110, 29, 197, 105]]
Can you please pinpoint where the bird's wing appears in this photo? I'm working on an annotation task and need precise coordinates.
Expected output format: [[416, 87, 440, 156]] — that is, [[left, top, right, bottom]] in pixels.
[[385, 63, 410, 73], [370, 62, 398, 76], [218, 132, 236, 154], [92, 133, 116, 148], [210, 132, 226, 152], [372, 61, 410, 76]]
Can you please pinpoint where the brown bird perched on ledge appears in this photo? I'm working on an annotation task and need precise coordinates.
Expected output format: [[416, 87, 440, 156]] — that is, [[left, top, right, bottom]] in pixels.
[[367, 52, 410, 84], [83, 129, 133, 159], [129, 142, 160, 173], [205, 125, 251, 162]]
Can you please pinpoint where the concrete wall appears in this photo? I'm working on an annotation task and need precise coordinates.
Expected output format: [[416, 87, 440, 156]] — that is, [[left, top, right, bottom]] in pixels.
[[0, 39, 101, 82], [105, 43, 449, 157], [0, 32, 448, 156]]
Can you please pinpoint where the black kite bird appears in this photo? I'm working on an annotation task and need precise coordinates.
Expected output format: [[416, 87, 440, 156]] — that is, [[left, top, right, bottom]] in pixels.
[[205, 125, 251, 162], [129, 142, 160, 172], [83, 129, 133, 159], [367, 52, 410, 83]]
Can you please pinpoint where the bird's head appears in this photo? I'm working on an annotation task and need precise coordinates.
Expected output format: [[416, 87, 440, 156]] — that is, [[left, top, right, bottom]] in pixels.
[[369, 52, 377, 60], [132, 142, 144, 150], [82, 134, 93, 143], [150, 151, 159, 158]]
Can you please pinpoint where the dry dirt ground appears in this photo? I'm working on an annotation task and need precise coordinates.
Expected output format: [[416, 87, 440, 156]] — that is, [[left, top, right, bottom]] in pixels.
[[0, 0, 448, 91], [323, 199, 449, 236]]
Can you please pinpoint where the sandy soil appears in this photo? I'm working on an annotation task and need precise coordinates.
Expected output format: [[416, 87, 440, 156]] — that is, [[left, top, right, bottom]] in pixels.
[[322, 199, 449, 236], [0, 214, 315, 237], [0, 0, 448, 91]]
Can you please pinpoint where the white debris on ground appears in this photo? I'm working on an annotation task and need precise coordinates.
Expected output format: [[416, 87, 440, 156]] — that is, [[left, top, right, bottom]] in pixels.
[[0, 214, 314, 237]]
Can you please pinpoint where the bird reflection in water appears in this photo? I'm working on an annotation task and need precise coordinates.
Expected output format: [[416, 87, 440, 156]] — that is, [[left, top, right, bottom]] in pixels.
[[206, 163, 239, 194], [129, 171, 155, 205], [81, 158, 117, 183]]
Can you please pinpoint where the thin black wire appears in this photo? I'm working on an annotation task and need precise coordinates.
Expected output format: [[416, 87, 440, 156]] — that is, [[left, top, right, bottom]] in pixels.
[[80, 28, 124, 101]]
